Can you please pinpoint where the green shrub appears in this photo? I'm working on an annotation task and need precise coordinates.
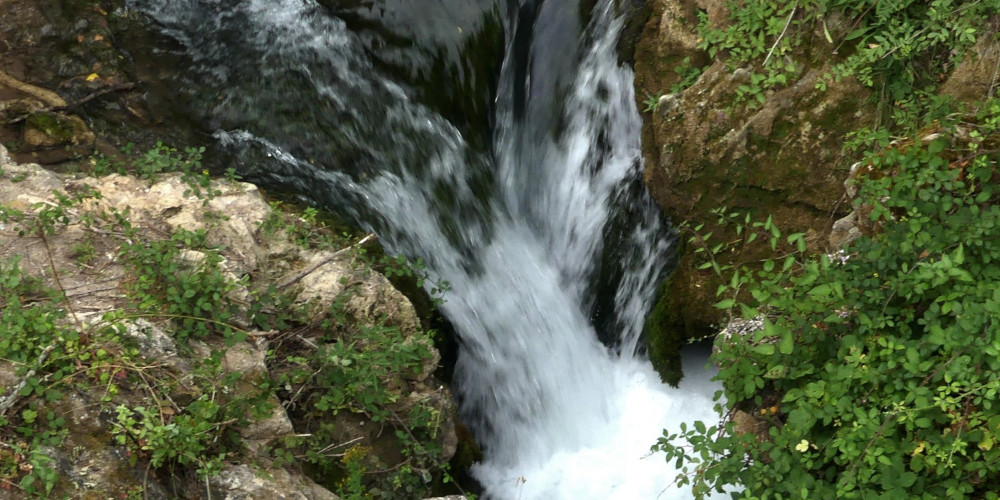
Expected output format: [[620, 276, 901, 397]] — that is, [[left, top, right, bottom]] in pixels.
[[698, 0, 997, 112], [656, 100, 1000, 498], [272, 301, 454, 499], [121, 228, 245, 344]]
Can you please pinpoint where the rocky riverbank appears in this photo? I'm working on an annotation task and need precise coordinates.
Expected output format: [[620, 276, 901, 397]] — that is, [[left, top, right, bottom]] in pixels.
[[0, 1, 478, 497], [0, 144, 465, 498]]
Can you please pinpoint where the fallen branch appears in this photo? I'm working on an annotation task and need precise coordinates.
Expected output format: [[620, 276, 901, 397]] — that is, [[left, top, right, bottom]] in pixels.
[[58, 82, 137, 112], [763, 4, 797, 68], [0, 344, 56, 416], [4, 82, 138, 125], [275, 233, 377, 289]]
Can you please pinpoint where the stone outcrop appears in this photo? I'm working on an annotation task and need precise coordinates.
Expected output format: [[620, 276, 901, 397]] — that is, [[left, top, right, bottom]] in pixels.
[[0, 145, 459, 499], [633, 0, 873, 371], [208, 464, 340, 500], [635, 3, 1000, 386]]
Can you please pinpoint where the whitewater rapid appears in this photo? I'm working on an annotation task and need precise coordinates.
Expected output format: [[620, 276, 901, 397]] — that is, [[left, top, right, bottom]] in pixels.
[[131, 0, 723, 497]]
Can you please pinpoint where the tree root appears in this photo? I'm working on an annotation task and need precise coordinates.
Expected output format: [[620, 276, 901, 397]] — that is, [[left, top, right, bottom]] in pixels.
[[0, 70, 66, 107]]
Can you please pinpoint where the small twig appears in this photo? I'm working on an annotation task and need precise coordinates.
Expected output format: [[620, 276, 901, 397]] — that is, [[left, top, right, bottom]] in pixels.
[[40, 232, 85, 333], [0, 345, 56, 415], [296, 333, 320, 350], [66, 285, 122, 297], [275, 234, 377, 289], [364, 457, 413, 475], [0, 478, 25, 492], [763, 4, 797, 68], [315, 436, 364, 456], [246, 329, 279, 337]]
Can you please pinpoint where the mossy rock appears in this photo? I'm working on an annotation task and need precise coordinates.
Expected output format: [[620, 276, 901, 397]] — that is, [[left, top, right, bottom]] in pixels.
[[633, 1, 873, 377], [23, 111, 94, 147], [644, 276, 685, 386]]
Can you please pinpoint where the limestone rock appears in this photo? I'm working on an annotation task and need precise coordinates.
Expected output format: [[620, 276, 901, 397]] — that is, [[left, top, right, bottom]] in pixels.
[[239, 401, 295, 444], [208, 464, 340, 500], [0, 97, 44, 122], [829, 211, 862, 250], [633, 0, 871, 355], [941, 34, 1000, 104], [732, 409, 769, 443], [655, 0, 702, 55], [222, 341, 269, 378], [119, 318, 190, 372], [0, 144, 457, 498], [45, 390, 174, 499], [295, 251, 421, 334], [0, 143, 11, 169], [695, 0, 729, 29], [83, 173, 271, 276], [0, 157, 64, 207], [0, 361, 17, 391]]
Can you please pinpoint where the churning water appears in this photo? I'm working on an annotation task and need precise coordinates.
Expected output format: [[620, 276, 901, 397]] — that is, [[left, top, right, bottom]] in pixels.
[[133, 0, 720, 497]]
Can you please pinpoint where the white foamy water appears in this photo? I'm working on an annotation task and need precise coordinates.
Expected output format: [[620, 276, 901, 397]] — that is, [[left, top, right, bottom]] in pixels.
[[134, 0, 723, 497], [473, 349, 720, 500]]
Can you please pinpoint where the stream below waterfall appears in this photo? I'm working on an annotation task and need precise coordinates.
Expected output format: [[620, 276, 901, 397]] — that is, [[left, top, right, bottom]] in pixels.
[[131, 0, 721, 497]]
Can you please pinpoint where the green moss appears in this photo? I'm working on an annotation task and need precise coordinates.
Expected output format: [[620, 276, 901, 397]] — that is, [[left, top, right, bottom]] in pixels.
[[449, 422, 482, 475], [643, 275, 684, 387], [25, 112, 79, 142]]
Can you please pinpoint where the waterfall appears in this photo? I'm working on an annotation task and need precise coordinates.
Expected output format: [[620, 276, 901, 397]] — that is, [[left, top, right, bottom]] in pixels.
[[132, 0, 721, 497]]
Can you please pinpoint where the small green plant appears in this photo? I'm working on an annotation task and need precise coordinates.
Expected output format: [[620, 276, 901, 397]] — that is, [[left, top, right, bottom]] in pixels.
[[223, 167, 242, 182], [69, 239, 97, 266], [120, 227, 246, 345], [654, 99, 1000, 498], [270, 289, 454, 498], [698, 0, 994, 115], [0, 255, 121, 496], [110, 368, 267, 480], [259, 200, 356, 251], [670, 57, 705, 94], [643, 93, 662, 113]]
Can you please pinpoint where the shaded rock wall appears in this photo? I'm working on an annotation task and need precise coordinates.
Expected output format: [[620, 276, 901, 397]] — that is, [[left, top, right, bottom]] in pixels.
[[634, 1, 1000, 382], [633, 0, 871, 372]]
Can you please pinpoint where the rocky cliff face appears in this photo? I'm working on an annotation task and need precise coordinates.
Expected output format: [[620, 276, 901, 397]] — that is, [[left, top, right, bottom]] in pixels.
[[633, 0, 872, 374], [632, 0, 1000, 379]]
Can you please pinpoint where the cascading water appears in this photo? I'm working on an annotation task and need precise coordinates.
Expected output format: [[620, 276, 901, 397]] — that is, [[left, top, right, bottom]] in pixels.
[[132, 0, 721, 497]]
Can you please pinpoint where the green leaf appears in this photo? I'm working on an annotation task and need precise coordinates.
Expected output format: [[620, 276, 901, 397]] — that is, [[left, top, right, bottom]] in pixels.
[[715, 298, 736, 309], [787, 408, 814, 429], [764, 364, 788, 379], [779, 333, 794, 355]]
